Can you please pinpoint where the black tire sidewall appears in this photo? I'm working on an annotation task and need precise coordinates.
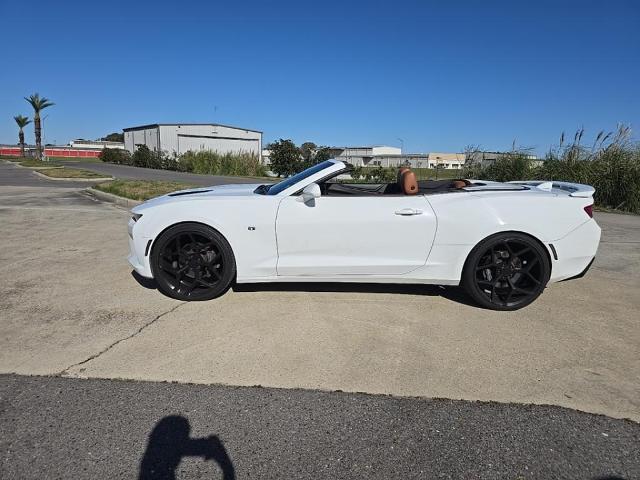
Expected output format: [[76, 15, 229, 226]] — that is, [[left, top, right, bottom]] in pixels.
[[462, 232, 551, 311], [151, 223, 236, 301]]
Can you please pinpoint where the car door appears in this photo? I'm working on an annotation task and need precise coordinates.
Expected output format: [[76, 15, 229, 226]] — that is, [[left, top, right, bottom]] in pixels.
[[275, 193, 437, 276]]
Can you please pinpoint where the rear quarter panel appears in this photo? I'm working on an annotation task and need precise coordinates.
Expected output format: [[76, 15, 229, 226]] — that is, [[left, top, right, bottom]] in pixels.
[[419, 191, 593, 283]]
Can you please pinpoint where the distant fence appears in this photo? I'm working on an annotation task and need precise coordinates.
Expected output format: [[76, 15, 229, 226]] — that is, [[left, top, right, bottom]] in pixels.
[[0, 146, 101, 158]]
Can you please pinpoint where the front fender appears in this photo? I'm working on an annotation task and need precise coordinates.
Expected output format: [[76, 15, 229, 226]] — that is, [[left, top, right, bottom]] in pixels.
[[130, 197, 280, 279]]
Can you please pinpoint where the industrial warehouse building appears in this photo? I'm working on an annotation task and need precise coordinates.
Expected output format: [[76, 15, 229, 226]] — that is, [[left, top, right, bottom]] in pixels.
[[329, 146, 466, 169], [262, 145, 468, 169], [123, 123, 262, 158]]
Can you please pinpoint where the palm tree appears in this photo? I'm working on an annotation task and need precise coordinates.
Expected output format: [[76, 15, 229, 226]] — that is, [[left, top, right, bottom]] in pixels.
[[24, 93, 54, 160], [13, 115, 31, 157]]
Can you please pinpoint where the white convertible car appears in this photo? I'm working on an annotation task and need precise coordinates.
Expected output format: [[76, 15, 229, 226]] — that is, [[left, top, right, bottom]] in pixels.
[[128, 160, 600, 310]]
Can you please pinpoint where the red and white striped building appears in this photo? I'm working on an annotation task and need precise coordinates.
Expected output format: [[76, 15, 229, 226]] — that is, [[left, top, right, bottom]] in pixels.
[[0, 139, 125, 159]]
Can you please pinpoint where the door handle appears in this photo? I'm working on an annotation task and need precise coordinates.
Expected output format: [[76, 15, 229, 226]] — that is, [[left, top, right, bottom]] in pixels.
[[395, 208, 423, 216]]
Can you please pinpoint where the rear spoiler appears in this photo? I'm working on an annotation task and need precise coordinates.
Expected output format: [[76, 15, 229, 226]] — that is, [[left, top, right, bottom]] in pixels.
[[508, 180, 595, 198]]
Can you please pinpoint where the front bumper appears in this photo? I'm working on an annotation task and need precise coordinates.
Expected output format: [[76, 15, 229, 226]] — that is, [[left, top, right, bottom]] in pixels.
[[127, 217, 153, 278]]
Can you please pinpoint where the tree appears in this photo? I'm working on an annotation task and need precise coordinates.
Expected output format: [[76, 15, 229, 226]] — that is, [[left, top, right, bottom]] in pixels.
[[13, 115, 31, 157], [300, 142, 317, 164], [300, 142, 332, 168], [24, 93, 54, 160], [267, 139, 302, 177], [102, 132, 124, 142], [314, 146, 332, 163]]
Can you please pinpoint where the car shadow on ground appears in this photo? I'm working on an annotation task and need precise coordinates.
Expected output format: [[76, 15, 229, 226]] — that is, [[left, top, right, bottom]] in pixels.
[[131, 271, 476, 307], [139, 415, 235, 480], [233, 282, 477, 306]]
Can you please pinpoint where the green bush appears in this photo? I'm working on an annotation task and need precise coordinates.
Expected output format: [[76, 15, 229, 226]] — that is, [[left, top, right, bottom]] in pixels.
[[351, 165, 397, 182], [463, 153, 535, 182], [99, 148, 131, 165], [131, 145, 164, 169]]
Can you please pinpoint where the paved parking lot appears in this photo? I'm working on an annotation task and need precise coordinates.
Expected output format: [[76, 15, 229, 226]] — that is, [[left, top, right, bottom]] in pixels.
[[1, 161, 638, 423]]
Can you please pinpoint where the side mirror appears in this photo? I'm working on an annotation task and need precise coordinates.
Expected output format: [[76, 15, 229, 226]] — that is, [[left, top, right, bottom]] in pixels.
[[297, 182, 321, 203]]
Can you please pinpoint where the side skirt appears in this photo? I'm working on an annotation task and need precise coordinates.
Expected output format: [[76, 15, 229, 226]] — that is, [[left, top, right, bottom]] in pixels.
[[236, 275, 460, 286]]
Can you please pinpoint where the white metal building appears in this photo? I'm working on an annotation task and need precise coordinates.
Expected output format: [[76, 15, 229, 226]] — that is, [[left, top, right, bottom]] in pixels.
[[330, 145, 401, 166], [123, 123, 262, 158]]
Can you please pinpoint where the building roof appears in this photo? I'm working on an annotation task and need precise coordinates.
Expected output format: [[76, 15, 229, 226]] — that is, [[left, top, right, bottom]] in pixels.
[[70, 139, 124, 146], [331, 145, 399, 150], [122, 123, 263, 134]]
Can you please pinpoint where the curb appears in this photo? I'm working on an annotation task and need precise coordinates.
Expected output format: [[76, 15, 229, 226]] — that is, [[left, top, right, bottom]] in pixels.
[[24, 165, 65, 170], [85, 187, 143, 208], [32, 170, 113, 182], [12, 162, 64, 170]]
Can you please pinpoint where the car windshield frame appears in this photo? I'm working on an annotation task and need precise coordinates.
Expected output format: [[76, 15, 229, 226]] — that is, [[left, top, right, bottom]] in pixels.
[[259, 160, 336, 196]]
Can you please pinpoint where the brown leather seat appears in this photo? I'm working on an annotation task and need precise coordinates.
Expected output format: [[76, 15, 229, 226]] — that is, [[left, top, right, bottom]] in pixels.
[[401, 169, 418, 195]]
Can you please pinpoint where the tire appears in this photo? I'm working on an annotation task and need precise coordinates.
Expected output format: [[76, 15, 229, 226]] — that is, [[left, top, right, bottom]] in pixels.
[[150, 223, 236, 301], [461, 232, 550, 311]]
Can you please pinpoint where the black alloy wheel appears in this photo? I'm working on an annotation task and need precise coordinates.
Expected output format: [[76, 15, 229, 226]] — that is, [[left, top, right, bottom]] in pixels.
[[151, 223, 236, 301], [462, 232, 550, 311]]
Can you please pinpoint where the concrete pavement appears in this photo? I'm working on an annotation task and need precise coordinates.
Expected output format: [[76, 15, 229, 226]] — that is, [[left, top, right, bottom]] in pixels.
[[0, 164, 638, 422]]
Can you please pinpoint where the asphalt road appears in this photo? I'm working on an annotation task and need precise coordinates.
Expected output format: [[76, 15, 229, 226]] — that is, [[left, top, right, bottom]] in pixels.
[[1, 374, 638, 480], [0, 160, 98, 188], [59, 160, 272, 186]]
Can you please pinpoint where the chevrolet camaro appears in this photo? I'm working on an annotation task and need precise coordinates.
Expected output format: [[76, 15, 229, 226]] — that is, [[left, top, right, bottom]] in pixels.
[[127, 159, 600, 310]]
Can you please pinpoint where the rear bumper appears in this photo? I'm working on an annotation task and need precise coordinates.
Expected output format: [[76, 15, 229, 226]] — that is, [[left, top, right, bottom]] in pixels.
[[561, 257, 595, 282], [549, 219, 601, 282]]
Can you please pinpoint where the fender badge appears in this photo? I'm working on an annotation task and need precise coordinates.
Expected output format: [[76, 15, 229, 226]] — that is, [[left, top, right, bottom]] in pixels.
[[248, 226, 256, 231]]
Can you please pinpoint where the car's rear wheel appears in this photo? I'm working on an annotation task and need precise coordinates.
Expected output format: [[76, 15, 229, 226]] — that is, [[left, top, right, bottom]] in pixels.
[[462, 232, 550, 311], [151, 223, 236, 301]]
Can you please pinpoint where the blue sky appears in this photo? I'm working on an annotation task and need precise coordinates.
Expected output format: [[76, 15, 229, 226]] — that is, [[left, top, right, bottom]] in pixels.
[[1, 0, 638, 155]]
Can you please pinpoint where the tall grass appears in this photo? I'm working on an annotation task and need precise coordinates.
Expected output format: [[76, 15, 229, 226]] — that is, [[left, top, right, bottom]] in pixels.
[[100, 147, 267, 177], [179, 151, 266, 177], [463, 126, 640, 214]]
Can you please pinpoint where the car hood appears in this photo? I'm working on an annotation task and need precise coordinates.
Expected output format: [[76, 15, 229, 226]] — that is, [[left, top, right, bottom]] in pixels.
[[132, 183, 265, 213]]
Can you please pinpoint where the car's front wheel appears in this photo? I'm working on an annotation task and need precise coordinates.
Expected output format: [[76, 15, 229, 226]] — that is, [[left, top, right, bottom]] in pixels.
[[151, 223, 236, 301], [462, 232, 551, 311]]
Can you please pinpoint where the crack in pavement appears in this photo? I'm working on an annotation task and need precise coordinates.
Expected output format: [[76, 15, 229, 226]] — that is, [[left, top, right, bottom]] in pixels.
[[57, 302, 186, 376]]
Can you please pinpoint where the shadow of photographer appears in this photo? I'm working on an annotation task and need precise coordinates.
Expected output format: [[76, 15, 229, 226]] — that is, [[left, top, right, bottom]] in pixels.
[[139, 415, 235, 480]]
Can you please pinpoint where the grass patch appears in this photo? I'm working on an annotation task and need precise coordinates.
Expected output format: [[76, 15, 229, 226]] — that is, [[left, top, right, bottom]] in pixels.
[[93, 180, 197, 201], [36, 167, 110, 179], [19, 159, 62, 168], [49, 156, 102, 163]]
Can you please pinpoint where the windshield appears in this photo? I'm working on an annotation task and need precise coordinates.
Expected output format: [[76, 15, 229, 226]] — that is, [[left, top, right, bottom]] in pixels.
[[262, 160, 335, 195]]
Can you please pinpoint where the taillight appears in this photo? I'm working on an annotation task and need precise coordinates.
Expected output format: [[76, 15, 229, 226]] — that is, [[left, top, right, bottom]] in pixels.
[[584, 204, 593, 218]]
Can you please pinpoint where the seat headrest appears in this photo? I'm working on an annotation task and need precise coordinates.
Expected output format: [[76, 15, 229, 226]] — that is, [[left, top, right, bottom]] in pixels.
[[401, 170, 418, 195], [451, 180, 469, 189], [397, 167, 411, 184]]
